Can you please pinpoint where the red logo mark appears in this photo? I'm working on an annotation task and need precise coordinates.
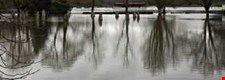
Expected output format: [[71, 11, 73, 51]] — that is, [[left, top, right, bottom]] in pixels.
[[222, 76, 225, 80]]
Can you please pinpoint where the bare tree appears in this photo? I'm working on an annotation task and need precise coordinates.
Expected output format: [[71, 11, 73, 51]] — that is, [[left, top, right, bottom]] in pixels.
[[147, 0, 172, 14], [201, 0, 213, 17], [199, 0, 221, 17]]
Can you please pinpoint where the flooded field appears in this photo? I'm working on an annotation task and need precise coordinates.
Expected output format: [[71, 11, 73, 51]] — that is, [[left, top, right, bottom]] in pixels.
[[0, 13, 225, 80]]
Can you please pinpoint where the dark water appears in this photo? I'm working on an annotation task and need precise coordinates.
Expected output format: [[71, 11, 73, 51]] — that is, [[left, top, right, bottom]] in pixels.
[[0, 14, 225, 80]]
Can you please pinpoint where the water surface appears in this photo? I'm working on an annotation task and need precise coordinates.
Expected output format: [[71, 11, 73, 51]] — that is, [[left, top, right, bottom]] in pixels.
[[0, 13, 225, 80]]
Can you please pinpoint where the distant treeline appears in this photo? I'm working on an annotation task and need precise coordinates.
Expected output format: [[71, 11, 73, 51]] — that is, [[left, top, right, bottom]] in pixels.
[[0, 0, 224, 14], [50, 0, 225, 7], [55, 0, 224, 7], [52, 0, 224, 7], [0, 0, 70, 14]]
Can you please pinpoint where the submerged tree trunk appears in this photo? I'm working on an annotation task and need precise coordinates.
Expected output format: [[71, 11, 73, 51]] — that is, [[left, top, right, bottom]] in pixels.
[[202, 0, 212, 18], [125, 0, 129, 31], [205, 7, 210, 18], [124, 0, 130, 64], [157, 8, 162, 15], [125, 0, 129, 21], [91, 0, 95, 41], [163, 7, 166, 15], [91, 0, 95, 18]]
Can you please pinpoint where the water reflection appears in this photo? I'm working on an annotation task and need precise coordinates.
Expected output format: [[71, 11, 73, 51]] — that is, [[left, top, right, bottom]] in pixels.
[[98, 14, 103, 26], [91, 13, 98, 67], [190, 15, 223, 76], [115, 7, 131, 65], [115, 12, 119, 20], [0, 14, 78, 73], [124, 12, 130, 65], [133, 12, 136, 21], [1, 13, 225, 80], [31, 22, 50, 54], [41, 16, 81, 71], [137, 12, 140, 22], [0, 20, 39, 79], [144, 14, 175, 75]]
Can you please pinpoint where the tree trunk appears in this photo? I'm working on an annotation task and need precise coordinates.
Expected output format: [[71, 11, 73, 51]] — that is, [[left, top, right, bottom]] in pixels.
[[91, 0, 95, 13], [205, 6, 210, 19], [158, 8, 162, 15], [91, 0, 95, 18], [125, 0, 129, 21], [163, 7, 166, 15]]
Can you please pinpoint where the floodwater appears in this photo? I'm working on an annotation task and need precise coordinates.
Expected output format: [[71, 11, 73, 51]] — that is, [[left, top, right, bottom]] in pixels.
[[0, 13, 225, 80]]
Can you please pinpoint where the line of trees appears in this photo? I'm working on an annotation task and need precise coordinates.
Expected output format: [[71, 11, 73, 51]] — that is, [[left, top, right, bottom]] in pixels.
[[146, 0, 222, 14], [1, 0, 223, 10], [0, 0, 70, 15], [0, 0, 224, 17], [147, 0, 222, 7], [65, 0, 224, 7], [51, 0, 224, 7]]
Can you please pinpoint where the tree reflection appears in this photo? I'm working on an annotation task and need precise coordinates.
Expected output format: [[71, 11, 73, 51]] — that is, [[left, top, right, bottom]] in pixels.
[[0, 20, 39, 79], [124, 9, 130, 65], [31, 23, 49, 54], [191, 14, 221, 76], [41, 15, 81, 71], [116, 3, 131, 65], [98, 13, 103, 26], [115, 12, 119, 20], [144, 14, 174, 75], [62, 21, 68, 58], [137, 12, 140, 22], [91, 12, 98, 67], [90, 11, 102, 68]]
